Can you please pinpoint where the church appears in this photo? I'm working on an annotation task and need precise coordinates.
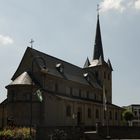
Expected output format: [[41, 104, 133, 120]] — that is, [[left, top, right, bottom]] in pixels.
[[0, 15, 123, 129]]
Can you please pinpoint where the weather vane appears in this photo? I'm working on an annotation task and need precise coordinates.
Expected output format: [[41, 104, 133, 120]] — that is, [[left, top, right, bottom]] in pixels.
[[29, 39, 34, 48]]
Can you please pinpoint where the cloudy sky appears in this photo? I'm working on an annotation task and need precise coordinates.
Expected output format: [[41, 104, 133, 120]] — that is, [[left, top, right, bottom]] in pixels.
[[0, 0, 140, 106]]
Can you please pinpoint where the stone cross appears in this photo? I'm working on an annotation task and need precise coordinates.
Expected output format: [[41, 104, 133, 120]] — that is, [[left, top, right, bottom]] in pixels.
[[29, 39, 34, 48]]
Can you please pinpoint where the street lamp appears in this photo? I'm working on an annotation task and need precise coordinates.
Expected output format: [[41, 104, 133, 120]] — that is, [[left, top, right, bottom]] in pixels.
[[30, 56, 46, 137], [103, 84, 110, 139]]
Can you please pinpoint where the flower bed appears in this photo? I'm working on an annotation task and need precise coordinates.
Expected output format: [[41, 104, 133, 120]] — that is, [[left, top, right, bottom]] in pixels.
[[0, 127, 35, 140]]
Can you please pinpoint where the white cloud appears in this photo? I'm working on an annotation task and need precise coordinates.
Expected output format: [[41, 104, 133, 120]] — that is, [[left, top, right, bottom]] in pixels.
[[135, 0, 140, 9], [0, 35, 14, 45], [100, 0, 140, 12], [100, 0, 125, 13]]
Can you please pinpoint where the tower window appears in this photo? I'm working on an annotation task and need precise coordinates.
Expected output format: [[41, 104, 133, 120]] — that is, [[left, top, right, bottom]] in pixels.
[[26, 93, 30, 100], [104, 71, 106, 79], [105, 89, 107, 94], [108, 74, 110, 80]]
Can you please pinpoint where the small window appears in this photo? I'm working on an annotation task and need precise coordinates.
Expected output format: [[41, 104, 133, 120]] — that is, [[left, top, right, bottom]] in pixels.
[[115, 112, 118, 120], [95, 94, 97, 100], [104, 72, 106, 79], [70, 87, 73, 96], [95, 71, 98, 79], [96, 109, 99, 119], [105, 89, 107, 94], [55, 83, 58, 92], [83, 73, 89, 81], [109, 111, 112, 120], [79, 89, 81, 97], [104, 110, 106, 119], [134, 111, 137, 116], [86, 91, 89, 99], [108, 74, 110, 80], [56, 63, 64, 73], [26, 93, 30, 100], [66, 105, 71, 117], [88, 108, 91, 118], [121, 113, 123, 120]]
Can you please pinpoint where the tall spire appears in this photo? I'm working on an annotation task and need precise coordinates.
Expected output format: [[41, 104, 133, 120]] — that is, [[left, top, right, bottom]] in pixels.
[[93, 7, 104, 61]]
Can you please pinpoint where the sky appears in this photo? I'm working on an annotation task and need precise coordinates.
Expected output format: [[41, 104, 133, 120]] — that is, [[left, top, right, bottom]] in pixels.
[[0, 0, 140, 107]]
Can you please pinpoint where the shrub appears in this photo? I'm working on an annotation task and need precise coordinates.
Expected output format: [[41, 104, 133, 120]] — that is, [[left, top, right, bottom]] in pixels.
[[0, 127, 35, 140]]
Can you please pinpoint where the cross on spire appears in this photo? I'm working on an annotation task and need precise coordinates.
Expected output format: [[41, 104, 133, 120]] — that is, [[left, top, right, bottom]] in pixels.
[[97, 4, 100, 17], [93, 5, 104, 61], [29, 39, 34, 48]]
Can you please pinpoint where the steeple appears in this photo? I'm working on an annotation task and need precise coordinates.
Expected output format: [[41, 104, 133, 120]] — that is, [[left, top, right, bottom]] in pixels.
[[83, 57, 90, 68], [93, 12, 104, 61]]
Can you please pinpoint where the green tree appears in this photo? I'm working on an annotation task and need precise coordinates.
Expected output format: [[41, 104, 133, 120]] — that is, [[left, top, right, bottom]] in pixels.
[[122, 110, 134, 126]]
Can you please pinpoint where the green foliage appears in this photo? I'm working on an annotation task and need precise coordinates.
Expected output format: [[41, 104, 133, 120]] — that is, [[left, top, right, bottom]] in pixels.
[[0, 127, 35, 139], [122, 110, 134, 122]]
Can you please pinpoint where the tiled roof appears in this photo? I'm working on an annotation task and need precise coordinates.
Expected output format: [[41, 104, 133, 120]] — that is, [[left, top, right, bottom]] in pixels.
[[11, 47, 101, 89], [30, 47, 101, 88]]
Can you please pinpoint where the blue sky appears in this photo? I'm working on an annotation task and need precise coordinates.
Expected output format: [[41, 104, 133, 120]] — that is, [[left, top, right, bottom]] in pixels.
[[0, 0, 140, 106]]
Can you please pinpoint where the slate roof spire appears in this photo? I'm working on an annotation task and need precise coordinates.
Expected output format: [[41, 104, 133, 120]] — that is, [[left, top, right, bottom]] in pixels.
[[93, 11, 104, 61], [83, 57, 90, 68]]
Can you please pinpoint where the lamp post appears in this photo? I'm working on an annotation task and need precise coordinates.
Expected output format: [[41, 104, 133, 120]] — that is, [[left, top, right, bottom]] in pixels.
[[30, 56, 46, 137], [106, 109, 110, 139], [103, 84, 110, 139]]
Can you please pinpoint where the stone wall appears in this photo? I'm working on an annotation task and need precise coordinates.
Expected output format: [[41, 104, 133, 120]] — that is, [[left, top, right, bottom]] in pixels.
[[98, 126, 140, 139], [36, 126, 88, 140]]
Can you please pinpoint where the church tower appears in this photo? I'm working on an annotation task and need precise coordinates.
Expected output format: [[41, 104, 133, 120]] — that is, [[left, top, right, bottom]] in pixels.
[[84, 13, 113, 103]]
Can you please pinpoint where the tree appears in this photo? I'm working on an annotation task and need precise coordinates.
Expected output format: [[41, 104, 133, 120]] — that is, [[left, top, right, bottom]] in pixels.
[[122, 110, 134, 126]]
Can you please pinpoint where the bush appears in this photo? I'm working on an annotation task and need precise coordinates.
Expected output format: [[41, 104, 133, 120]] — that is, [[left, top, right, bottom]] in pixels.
[[0, 127, 35, 140], [122, 110, 134, 126]]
